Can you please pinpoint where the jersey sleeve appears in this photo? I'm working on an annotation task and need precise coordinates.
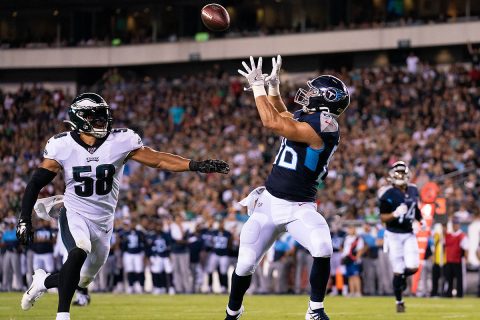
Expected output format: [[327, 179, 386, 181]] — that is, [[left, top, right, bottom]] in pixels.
[[43, 133, 69, 165], [127, 129, 143, 152], [304, 112, 339, 136], [378, 186, 394, 214]]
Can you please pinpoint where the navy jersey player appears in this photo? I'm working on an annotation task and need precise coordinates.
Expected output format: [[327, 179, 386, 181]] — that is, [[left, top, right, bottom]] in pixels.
[[208, 221, 232, 293], [227, 56, 350, 320], [120, 220, 146, 293], [146, 220, 175, 294], [31, 220, 56, 273], [378, 161, 422, 313]]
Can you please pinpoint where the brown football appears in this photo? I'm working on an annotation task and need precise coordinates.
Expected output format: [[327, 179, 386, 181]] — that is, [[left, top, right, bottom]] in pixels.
[[201, 3, 230, 32]]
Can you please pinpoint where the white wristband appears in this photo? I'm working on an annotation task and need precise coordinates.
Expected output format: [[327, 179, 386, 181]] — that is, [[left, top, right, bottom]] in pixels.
[[268, 83, 280, 96], [252, 85, 267, 98]]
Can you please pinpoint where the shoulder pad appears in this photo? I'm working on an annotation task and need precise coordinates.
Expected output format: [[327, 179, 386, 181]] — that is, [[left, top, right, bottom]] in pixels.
[[53, 132, 69, 139], [377, 185, 393, 199], [320, 113, 339, 133]]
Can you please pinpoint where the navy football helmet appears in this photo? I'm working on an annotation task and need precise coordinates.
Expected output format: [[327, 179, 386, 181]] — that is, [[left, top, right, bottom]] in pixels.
[[294, 75, 350, 116], [387, 161, 410, 188], [65, 93, 113, 138]]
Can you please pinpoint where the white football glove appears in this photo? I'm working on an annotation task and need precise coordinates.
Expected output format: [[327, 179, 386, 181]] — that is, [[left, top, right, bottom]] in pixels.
[[238, 56, 266, 97], [392, 203, 408, 218], [265, 55, 282, 87]]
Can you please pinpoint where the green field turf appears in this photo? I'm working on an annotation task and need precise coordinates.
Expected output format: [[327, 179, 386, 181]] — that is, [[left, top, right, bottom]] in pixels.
[[0, 293, 478, 320]]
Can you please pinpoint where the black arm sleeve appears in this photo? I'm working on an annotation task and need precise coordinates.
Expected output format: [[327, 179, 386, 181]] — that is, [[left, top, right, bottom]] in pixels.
[[20, 168, 57, 220]]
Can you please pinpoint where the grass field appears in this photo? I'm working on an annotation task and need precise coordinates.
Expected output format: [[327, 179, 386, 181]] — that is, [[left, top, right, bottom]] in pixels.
[[0, 293, 478, 320]]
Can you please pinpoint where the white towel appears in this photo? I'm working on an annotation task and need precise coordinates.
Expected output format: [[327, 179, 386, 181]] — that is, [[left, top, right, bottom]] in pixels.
[[34, 195, 64, 221], [238, 186, 265, 216]]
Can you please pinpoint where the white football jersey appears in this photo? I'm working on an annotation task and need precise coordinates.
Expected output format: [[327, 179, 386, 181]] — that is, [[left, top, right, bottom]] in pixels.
[[43, 129, 143, 228]]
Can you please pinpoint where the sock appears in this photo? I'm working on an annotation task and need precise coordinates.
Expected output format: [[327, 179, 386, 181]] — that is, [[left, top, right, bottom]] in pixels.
[[227, 270, 252, 312], [220, 273, 228, 288], [404, 268, 417, 276], [393, 274, 404, 302], [127, 272, 136, 287], [166, 272, 173, 289], [77, 286, 88, 295], [45, 273, 59, 289], [152, 273, 160, 288], [138, 272, 145, 286], [208, 273, 213, 287], [309, 301, 324, 310], [58, 248, 87, 313], [310, 257, 331, 302], [56, 312, 70, 320]]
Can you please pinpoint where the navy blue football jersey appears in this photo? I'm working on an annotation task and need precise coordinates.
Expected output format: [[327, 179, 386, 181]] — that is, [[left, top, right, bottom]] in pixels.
[[212, 230, 232, 256], [331, 230, 347, 253], [146, 232, 172, 258], [121, 229, 145, 254], [378, 184, 422, 233], [265, 110, 340, 202], [31, 227, 54, 254], [200, 228, 213, 252]]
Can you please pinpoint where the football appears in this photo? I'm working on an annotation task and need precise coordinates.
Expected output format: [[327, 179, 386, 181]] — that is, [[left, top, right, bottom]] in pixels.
[[201, 3, 230, 32]]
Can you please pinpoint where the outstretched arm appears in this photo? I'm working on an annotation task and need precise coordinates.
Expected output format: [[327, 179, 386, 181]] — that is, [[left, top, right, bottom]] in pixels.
[[17, 159, 60, 245], [239, 56, 322, 148], [128, 146, 229, 174]]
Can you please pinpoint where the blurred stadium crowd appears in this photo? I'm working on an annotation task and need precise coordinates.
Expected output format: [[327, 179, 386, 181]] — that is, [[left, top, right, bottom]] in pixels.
[[1, 59, 480, 296]]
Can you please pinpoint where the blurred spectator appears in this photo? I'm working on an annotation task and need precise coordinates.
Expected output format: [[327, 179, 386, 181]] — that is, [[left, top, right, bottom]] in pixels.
[[169, 101, 185, 132], [294, 243, 313, 294], [1, 219, 22, 291], [406, 52, 419, 74], [418, 236, 434, 297], [376, 225, 393, 295], [267, 234, 295, 294], [360, 223, 380, 295], [169, 215, 191, 293], [431, 225, 445, 297], [342, 225, 364, 297], [188, 224, 204, 293], [443, 218, 469, 297]]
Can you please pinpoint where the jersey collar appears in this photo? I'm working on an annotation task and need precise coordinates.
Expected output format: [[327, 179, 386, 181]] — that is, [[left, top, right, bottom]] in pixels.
[[71, 131, 110, 154]]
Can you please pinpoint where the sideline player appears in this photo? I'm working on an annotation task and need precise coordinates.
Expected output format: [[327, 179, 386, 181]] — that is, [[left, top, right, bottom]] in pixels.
[[16, 93, 229, 320], [378, 161, 422, 313], [225, 56, 350, 320]]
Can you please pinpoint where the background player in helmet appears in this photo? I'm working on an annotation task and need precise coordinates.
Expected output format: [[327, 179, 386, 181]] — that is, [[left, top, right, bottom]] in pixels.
[[226, 56, 350, 320], [120, 219, 145, 294], [208, 220, 232, 293], [378, 161, 422, 313], [146, 219, 175, 295], [16, 92, 229, 320]]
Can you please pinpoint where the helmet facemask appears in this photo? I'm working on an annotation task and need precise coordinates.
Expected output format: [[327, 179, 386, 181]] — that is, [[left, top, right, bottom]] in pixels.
[[387, 162, 410, 188], [66, 106, 112, 139]]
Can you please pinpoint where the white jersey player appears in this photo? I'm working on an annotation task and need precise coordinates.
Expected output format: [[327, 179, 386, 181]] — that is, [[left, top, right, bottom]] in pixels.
[[16, 93, 229, 320]]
